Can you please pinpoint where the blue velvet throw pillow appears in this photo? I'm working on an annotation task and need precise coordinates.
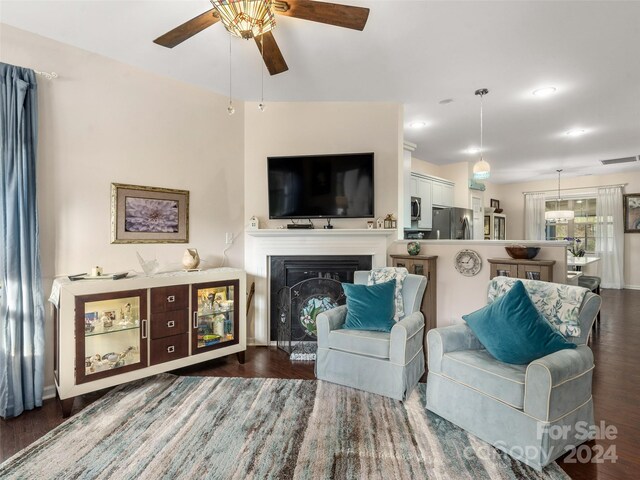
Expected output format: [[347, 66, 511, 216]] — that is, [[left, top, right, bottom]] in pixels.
[[462, 280, 576, 365], [343, 280, 396, 332]]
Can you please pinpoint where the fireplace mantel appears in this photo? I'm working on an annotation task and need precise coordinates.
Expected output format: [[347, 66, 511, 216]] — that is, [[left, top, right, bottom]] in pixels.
[[246, 229, 397, 237], [245, 229, 395, 345]]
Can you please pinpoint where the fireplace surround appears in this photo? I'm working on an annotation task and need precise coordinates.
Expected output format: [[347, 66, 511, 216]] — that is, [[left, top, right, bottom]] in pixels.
[[245, 229, 397, 345], [270, 256, 372, 359]]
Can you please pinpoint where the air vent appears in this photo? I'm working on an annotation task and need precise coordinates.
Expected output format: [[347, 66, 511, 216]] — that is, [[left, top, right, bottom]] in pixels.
[[600, 156, 638, 165]]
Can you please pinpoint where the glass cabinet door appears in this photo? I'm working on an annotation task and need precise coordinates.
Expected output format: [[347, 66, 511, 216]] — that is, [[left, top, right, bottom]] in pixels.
[[192, 280, 240, 354], [75, 289, 148, 384]]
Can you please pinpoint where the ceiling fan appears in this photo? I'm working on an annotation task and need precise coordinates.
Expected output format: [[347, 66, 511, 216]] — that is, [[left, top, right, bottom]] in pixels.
[[153, 0, 370, 76]]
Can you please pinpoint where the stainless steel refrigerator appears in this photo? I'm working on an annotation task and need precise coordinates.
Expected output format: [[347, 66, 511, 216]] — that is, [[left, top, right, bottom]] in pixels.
[[428, 207, 473, 240]]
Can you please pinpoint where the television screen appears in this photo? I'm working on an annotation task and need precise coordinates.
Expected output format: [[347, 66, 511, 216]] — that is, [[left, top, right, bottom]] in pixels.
[[268, 153, 374, 219]]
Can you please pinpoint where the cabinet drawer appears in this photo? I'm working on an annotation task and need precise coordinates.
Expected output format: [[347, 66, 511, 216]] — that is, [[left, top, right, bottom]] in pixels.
[[151, 285, 189, 313], [151, 310, 189, 339], [150, 334, 188, 366]]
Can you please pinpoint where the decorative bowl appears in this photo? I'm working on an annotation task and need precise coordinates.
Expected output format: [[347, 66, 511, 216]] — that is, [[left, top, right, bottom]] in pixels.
[[407, 241, 421, 256], [494, 208, 504, 214], [505, 245, 540, 260]]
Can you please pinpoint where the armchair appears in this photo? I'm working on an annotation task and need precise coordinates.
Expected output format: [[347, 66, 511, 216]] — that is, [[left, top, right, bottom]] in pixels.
[[315, 271, 427, 401], [426, 277, 601, 470]]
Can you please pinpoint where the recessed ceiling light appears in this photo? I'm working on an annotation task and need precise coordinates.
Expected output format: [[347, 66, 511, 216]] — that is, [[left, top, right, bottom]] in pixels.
[[409, 121, 427, 129], [566, 129, 586, 137], [532, 86, 557, 97], [439, 98, 454, 105], [465, 147, 480, 154]]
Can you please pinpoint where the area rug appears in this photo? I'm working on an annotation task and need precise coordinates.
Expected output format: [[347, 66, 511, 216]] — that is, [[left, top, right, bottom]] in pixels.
[[0, 374, 569, 479]]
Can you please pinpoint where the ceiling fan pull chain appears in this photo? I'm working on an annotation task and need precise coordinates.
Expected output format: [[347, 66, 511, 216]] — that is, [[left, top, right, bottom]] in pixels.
[[259, 35, 266, 112], [228, 36, 235, 115]]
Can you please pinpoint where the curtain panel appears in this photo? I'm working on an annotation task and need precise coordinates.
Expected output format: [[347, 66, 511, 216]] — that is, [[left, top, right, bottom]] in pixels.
[[524, 192, 547, 240], [595, 187, 624, 289], [0, 63, 45, 418]]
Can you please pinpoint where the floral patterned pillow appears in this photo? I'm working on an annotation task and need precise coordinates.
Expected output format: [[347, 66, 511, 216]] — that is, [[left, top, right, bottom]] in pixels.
[[487, 277, 588, 337], [368, 267, 408, 321]]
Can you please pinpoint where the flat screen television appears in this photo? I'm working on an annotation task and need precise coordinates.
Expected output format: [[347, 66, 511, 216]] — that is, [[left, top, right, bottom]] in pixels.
[[267, 153, 374, 219]]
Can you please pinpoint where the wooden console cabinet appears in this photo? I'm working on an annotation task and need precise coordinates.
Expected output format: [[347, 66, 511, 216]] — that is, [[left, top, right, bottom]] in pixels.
[[53, 269, 246, 416], [487, 258, 556, 282], [389, 254, 438, 333]]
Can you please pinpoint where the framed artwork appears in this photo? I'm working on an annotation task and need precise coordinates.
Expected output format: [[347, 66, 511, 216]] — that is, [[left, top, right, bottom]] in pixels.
[[623, 193, 640, 233], [111, 183, 189, 244], [490, 198, 500, 209]]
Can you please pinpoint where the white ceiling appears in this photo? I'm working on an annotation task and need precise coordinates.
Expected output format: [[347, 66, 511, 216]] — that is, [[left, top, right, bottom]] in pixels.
[[2, 0, 640, 183]]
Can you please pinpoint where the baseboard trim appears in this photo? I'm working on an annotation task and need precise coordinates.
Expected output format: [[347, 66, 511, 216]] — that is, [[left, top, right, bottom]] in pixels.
[[624, 284, 640, 290], [43, 384, 56, 400]]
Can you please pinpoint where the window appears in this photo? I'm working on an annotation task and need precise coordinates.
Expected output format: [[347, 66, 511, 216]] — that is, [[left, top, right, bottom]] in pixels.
[[545, 198, 597, 253]]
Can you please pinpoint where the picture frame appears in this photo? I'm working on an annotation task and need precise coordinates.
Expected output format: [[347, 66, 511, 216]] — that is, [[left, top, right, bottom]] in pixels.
[[111, 183, 189, 244], [490, 198, 500, 209], [623, 193, 640, 233]]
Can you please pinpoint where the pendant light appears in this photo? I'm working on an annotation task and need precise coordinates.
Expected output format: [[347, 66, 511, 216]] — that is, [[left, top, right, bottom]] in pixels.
[[545, 169, 575, 222], [473, 88, 491, 180]]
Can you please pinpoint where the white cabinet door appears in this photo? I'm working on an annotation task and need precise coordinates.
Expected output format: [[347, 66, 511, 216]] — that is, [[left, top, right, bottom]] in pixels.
[[410, 176, 419, 196], [442, 184, 454, 207], [432, 182, 444, 206], [417, 178, 432, 229], [431, 181, 454, 207]]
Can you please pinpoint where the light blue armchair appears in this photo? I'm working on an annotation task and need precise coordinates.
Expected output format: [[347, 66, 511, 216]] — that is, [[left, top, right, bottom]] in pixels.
[[315, 271, 427, 401], [426, 277, 601, 470]]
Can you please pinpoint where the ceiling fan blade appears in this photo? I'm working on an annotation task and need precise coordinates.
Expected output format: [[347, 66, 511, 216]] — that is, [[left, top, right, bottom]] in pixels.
[[255, 31, 289, 76], [153, 9, 220, 48], [273, 0, 369, 31]]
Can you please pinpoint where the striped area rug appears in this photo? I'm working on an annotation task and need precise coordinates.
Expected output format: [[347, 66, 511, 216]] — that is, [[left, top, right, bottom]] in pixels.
[[0, 374, 568, 479]]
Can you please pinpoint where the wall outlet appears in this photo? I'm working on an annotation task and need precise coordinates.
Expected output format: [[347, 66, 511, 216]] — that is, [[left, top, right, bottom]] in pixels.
[[225, 232, 234, 245]]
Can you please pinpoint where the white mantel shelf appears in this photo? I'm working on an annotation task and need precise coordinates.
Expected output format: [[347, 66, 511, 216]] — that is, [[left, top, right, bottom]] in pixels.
[[247, 229, 397, 237], [245, 228, 395, 345]]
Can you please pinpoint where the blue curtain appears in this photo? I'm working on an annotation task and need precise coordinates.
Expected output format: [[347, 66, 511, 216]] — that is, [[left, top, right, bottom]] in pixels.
[[0, 63, 45, 418]]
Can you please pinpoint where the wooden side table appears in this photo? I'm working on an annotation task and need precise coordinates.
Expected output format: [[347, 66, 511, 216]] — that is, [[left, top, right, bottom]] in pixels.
[[389, 254, 438, 333], [487, 258, 556, 282]]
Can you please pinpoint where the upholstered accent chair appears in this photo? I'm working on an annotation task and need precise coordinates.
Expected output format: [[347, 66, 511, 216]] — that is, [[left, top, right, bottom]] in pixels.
[[315, 271, 427, 401], [426, 277, 601, 471]]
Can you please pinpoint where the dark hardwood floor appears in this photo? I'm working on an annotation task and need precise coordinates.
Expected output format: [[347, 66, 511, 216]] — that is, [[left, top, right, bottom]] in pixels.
[[1, 288, 638, 479]]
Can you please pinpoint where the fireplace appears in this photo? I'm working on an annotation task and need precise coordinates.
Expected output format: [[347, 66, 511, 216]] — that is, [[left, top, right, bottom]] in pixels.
[[269, 256, 372, 355]]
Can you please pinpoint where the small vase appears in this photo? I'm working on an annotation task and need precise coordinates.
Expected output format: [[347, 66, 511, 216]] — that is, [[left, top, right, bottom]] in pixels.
[[182, 248, 200, 270], [407, 241, 421, 256]]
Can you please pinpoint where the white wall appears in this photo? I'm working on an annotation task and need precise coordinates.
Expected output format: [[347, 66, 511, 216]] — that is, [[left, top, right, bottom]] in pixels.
[[244, 102, 403, 230], [389, 240, 569, 326], [494, 171, 640, 288], [243, 101, 403, 342], [1, 25, 246, 390]]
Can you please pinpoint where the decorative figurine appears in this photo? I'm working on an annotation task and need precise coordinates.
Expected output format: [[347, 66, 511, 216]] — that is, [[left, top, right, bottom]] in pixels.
[[182, 248, 200, 270]]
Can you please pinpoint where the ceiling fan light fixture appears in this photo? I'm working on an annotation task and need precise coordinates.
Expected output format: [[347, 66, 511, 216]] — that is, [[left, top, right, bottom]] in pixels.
[[211, 0, 276, 39]]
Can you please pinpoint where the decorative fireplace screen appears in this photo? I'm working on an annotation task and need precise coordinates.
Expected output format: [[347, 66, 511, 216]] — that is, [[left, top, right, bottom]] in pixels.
[[276, 277, 345, 361]]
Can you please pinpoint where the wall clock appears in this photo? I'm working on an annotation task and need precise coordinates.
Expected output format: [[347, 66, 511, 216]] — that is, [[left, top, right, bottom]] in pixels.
[[454, 249, 482, 276]]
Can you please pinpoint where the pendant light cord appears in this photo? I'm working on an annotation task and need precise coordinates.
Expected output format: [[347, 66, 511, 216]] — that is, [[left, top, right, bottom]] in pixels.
[[479, 92, 484, 158]]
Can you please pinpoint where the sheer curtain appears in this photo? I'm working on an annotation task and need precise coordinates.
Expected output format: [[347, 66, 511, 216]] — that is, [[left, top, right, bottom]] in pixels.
[[596, 187, 624, 289], [524, 192, 547, 240], [0, 63, 45, 418]]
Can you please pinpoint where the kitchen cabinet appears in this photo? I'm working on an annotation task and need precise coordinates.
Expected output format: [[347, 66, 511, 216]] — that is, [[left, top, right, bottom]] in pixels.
[[407, 173, 455, 232], [52, 269, 246, 417], [431, 180, 454, 207], [416, 177, 432, 229]]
